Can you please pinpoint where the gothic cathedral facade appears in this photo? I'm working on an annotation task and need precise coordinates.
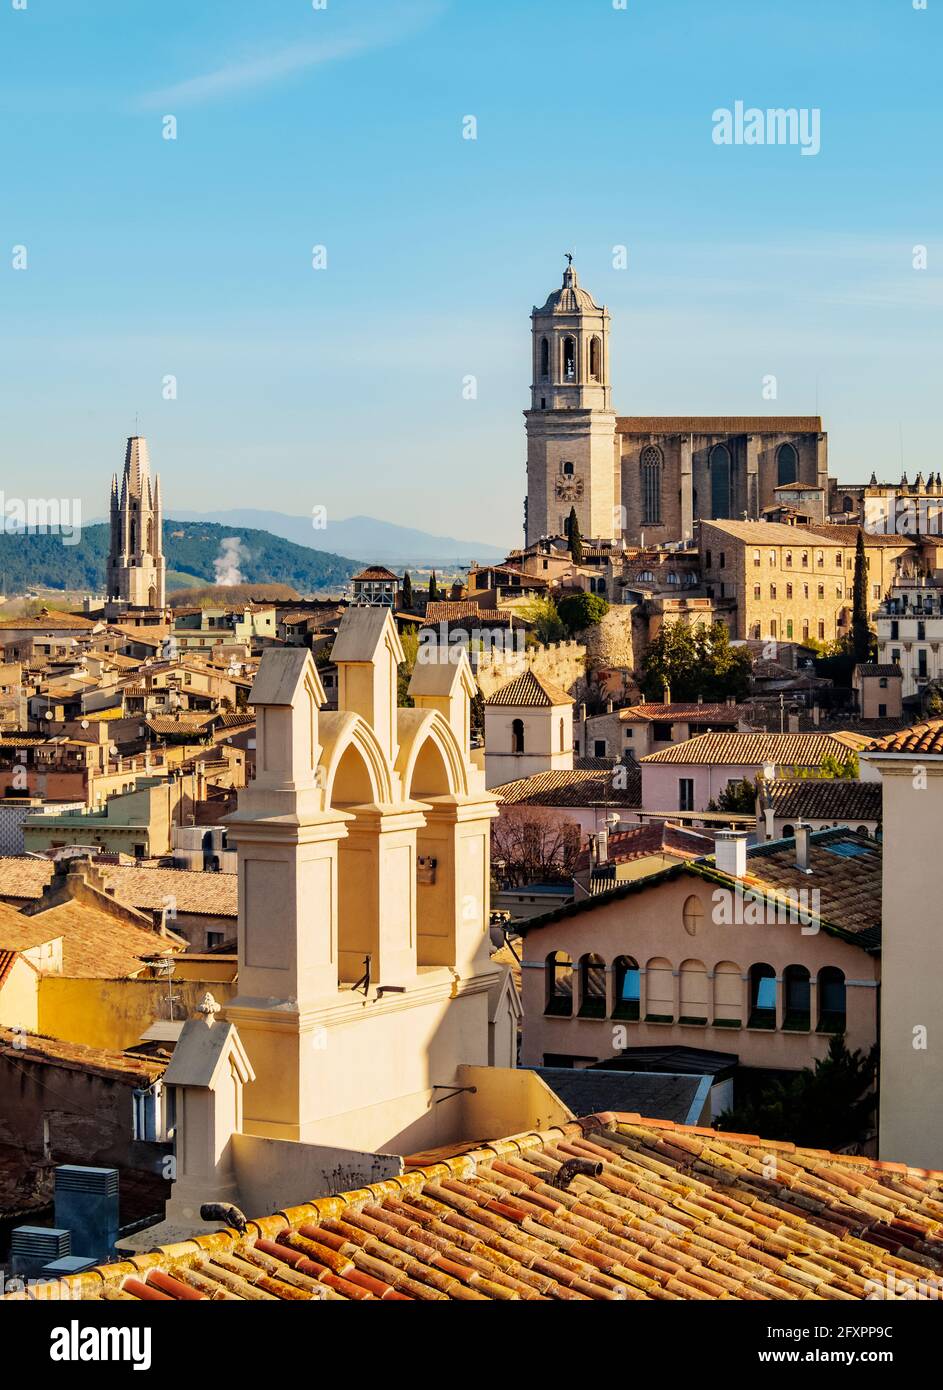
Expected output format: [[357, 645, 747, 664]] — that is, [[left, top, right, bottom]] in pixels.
[[524, 261, 828, 547]]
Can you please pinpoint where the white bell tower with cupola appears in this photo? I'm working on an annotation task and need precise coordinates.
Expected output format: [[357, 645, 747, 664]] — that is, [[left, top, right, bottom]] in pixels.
[[524, 257, 619, 546]]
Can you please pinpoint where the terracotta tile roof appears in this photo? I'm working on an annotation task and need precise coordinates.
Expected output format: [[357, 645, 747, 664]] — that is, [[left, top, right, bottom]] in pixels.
[[519, 828, 880, 950], [774, 480, 825, 492], [573, 822, 713, 873], [352, 567, 398, 582], [423, 602, 515, 625], [740, 830, 882, 948], [867, 718, 943, 755], [854, 664, 903, 678], [19, 1111, 943, 1302], [0, 857, 52, 900], [618, 702, 743, 724], [763, 779, 882, 824], [0, 1025, 165, 1085], [641, 732, 855, 767], [485, 671, 574, 708], [617, 416, 823, 434], [494, 766, 641, 809], [0, 948, 21, 989], [807, 523, 915, 547], [0, 610, 97, 631], [699, 519, 840, 548], [145, 713, 214, 736], [0, 899, 182, 977], [104, 866, 238, 918], [0, 858, 239, 919]]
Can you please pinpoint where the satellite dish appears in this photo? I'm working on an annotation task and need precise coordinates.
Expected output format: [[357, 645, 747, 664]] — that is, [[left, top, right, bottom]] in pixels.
[[81, 719, 89, 729]]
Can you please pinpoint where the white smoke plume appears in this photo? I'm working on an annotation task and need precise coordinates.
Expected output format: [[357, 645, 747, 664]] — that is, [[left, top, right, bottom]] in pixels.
[[214, 536, 249, 586]]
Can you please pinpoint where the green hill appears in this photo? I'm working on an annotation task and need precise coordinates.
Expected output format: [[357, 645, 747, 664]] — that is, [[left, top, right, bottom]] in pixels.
[[0, 520, 358, 597]]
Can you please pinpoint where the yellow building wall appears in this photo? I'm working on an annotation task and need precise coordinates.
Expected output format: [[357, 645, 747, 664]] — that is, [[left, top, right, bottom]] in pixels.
[[38, 975, 237, 1052]]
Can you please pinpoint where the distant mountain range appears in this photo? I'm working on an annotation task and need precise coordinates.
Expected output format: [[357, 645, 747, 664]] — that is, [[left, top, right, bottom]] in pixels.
[[169, 510, 507, 565], [0, 520, 358, 597]]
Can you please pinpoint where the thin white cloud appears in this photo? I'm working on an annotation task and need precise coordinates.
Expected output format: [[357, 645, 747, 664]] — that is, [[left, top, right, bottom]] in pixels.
[[139, 2, 443, 110]]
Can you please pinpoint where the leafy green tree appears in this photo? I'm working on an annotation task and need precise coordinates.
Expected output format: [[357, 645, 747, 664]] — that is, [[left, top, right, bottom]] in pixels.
[[401, 571, 413, 611], [567, 507, 583, 565], [641, 620, 751, 702], [520, 594, 565, 645], [397, 624, 419, 707], [787, 752, 859, 780], [557, 590, 608, 635], [851, 528, 872, 665], [708, 778, 757, 813], [715, 1036, 877, 1150]]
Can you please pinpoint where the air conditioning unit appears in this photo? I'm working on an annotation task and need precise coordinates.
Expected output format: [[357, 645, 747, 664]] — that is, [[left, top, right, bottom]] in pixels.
[[54, 1165, 120, 1262], [11, 1226, 71, 1279]]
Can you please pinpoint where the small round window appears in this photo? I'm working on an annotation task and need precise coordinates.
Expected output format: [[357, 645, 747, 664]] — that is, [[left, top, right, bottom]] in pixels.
[[682, 895, 703, 936]]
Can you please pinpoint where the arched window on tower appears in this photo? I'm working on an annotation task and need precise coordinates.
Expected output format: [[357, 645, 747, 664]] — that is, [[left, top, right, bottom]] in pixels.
[[710, 444, 732, 518], [563, 337, 576, 382], [511, 718, 525, 754], [589, 336, 602, 382], [562, 461, 574, 476], [539, 337, 549, 381], [640, 445, 663, 525], [777, 442, 799, 486]]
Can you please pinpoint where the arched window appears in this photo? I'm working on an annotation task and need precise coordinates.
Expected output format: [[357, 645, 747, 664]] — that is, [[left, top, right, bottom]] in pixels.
[[640, 445, 663, 525], [578, 953, 607, 1017], [559, 717, 565, 752], [563, 337, 576, 382], [589, 335, 602, 381], [645, 957, 674, 1022], [539, 337, 550, 380], [749, 963, 777, 1028], [783, 965, 811, 1031], [714, 960, 743, 1027], [843, 496, 854, 513], [710, 444, 732, 517], [511, 718, 525, 754], [679, 959, 708, 1025], [613, 956, 640, 1020], [817, 967, 846, 1033], [562, 461, 574, 476], [777, 442, 799, 486], [545, 952, 573, 1016]]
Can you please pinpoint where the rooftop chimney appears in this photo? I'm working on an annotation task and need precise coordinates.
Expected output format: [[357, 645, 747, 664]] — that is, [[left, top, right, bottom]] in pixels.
[[714, 829, 748, 879], [795, 823, 812, 873]]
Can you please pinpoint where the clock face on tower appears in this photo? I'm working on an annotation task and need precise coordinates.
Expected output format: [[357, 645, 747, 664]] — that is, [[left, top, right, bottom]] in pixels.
[[555, 476, 584, 502]]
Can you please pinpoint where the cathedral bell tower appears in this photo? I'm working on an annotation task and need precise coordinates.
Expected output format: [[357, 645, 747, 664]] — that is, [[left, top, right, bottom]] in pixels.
[[106, 436, 166, 611], [524, 257, 618, 547]]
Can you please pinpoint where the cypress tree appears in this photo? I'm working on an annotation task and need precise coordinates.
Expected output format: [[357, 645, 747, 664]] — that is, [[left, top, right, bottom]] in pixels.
[[852, 529, 871, 664]]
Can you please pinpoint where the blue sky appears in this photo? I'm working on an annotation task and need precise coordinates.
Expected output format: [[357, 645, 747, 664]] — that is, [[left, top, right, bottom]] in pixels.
[[0, 0, 939, 551]]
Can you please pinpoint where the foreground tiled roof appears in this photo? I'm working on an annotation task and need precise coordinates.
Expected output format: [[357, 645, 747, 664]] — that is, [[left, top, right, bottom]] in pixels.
[[485, 670, 574, 708], [494, 766, 641, 809], [16, 1113, 943, 1302], [641, 732, 855, 767], [763, 778, 882, 824], [867, 718, 943, 755]]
